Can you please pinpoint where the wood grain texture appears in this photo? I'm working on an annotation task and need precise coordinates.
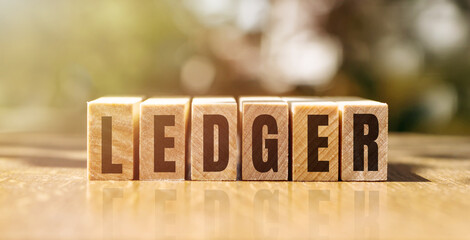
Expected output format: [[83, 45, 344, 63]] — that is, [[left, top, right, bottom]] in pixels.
[[191, 97, 238, 180], [87, 97, 142, 180], [239, 97, 288, 180], [1, 133, 470, 239], [140, 97, 190, 180], [285, 97, 339, 181], [337, 99, 388, 181]]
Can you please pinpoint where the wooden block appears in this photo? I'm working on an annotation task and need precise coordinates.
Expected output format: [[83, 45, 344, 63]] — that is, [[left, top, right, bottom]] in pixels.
[[191, 97, 238, 180], [87, 97, 143, 180], [335, 98, 388, 181], [239, 97, 289, 180], [140, 97, 190, 180], [284, 97, 339, 181]]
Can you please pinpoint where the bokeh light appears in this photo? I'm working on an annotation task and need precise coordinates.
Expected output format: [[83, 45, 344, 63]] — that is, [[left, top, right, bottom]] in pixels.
[[0, 0, 469, 135]]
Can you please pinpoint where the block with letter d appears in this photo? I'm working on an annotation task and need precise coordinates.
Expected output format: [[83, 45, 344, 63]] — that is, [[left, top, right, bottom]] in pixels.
[[191, 97, 238, 180]]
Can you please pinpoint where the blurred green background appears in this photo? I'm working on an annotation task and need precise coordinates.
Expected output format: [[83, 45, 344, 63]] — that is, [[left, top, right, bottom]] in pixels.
[[1, 0, 469, 135]]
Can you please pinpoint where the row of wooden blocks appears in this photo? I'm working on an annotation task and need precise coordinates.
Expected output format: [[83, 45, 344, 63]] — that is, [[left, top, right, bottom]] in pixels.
[[87, 96, 388, 181]]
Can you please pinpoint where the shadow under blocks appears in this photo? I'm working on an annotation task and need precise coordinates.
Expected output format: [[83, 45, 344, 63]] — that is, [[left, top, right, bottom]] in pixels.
[[387, 163, 430, 182]]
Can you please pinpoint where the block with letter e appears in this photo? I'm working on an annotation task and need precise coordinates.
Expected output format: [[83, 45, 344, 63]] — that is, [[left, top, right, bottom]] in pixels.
[[140, 97, 190, 180], [87, 97, 143, 180], [284, 97, 339, 181], [191, 97, 238, 180]]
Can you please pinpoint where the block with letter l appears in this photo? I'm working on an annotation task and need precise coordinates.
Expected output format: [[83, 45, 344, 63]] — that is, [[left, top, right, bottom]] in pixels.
[[87, 97, 143, 180]]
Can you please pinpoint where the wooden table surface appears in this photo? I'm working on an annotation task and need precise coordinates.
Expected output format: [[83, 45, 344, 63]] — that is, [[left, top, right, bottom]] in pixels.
[[0, 133, 469, 240]]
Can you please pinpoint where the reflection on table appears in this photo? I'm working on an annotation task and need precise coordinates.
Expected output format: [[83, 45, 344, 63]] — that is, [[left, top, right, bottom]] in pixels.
[[87, 181, 387, 239]]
